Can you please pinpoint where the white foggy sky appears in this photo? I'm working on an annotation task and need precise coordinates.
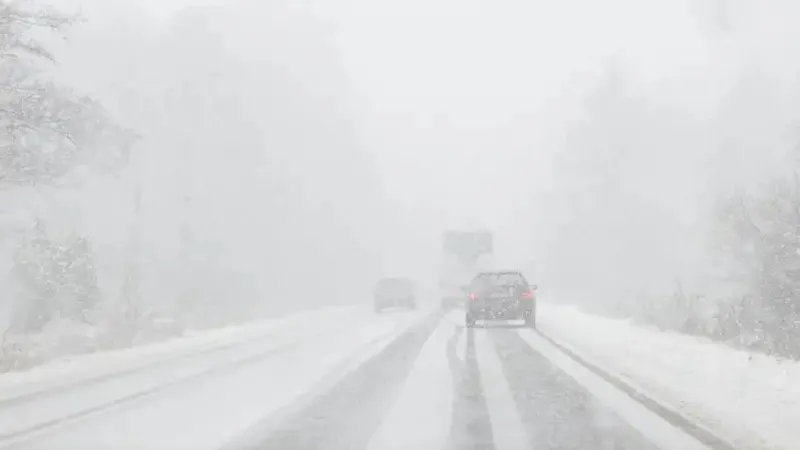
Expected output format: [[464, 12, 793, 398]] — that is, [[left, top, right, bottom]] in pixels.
[[116, 0, 724, 269], [73, 0, 793, 274], [317, 0, 719, 264], [124, 0, 715, 203], [45, 0, 800, 299]]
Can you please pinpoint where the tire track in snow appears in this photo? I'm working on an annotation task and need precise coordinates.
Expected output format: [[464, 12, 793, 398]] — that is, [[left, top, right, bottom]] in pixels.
[[239, 312, 443, 450], [446, 325, 495, 450], [491, 329, 659, 450]]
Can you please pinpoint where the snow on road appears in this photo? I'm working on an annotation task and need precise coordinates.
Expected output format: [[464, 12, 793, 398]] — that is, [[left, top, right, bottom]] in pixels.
[[2, 307, 432, 450], [262, 308, 675, 450], [5, 300, 781, 450], [517, 329, 710, 450], [474, 327, 528, 450], [365, 311, 457, 450], [538, 300, 800, 450], [0, 307, 359, 401]]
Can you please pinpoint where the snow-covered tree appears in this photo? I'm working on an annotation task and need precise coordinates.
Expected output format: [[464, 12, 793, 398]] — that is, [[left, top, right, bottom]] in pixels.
[[0, 0, 134, 186], [0, 1, 134, 363], [712, 178, 800, 355], [11, 218, 99, 331]]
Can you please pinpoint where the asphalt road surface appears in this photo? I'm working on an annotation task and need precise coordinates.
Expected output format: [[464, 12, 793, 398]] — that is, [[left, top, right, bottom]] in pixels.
[[237, 311, 672, 450]]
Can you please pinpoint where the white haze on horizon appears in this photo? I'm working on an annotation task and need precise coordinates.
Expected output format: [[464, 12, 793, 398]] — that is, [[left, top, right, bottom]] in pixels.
[[24, 0, 800, 315]]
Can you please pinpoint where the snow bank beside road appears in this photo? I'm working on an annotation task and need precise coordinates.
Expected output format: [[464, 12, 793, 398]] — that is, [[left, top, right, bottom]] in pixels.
[[538, 301, 800, 450], [6, 307, 434, 450], [0, 307, 358, 401]]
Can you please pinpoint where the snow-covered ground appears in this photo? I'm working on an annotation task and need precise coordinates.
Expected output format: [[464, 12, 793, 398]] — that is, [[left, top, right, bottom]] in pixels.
[[538, 301, 800, 450], [365, 311, 456, 450], [3, 302, 764, 450], [0, 306, 433, 449], [0, 307, 357, 400], [9, 299, 797, 450], [363, 309, 702, 450]]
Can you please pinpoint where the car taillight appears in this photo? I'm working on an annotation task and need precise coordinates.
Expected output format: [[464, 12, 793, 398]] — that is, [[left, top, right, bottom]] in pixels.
[[468, 292, 478, 300], [521, 290, 533, 299]]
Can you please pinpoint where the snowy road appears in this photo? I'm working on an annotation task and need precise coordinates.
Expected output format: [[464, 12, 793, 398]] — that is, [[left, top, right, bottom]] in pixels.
[[1, 308, 431, 450], [2, 307, 720, 450], [234, 311, 710, 450]]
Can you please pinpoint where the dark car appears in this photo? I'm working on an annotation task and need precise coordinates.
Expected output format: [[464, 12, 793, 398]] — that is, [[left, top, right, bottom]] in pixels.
[[374, 277, 417, 312], [464, 271, 536, 328]]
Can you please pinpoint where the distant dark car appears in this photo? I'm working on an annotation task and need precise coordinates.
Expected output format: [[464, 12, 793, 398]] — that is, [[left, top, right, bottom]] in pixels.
[[374, 277, 417, 312], [464, 271, 536, 328]]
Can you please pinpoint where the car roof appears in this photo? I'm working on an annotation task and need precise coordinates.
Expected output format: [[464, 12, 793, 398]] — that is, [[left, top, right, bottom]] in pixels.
[[476, 270, 523, 276], [377, 277, 412, 283]]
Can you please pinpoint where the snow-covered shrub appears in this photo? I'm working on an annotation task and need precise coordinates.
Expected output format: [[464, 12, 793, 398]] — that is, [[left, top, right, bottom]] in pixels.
[[11, 219, 100, 332]]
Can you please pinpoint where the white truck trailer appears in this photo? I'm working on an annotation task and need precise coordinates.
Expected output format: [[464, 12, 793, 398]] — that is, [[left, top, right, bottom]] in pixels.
[[439, 230, 493, 307]]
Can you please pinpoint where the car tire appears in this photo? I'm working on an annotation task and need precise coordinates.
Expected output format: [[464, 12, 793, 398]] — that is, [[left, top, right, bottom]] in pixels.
[[525, 312, 536, 328], [465, 313, 476, 328]]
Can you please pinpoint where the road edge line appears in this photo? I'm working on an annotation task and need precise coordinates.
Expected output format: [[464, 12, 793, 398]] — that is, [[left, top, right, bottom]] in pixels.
[[532, 329, 740, 450]]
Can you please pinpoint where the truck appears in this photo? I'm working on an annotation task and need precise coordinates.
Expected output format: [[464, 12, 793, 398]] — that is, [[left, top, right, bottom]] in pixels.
[[439, 230, 493, 308]]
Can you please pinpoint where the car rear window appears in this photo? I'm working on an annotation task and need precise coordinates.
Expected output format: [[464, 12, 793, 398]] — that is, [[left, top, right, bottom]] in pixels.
[[472, 272, 527, 288]]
